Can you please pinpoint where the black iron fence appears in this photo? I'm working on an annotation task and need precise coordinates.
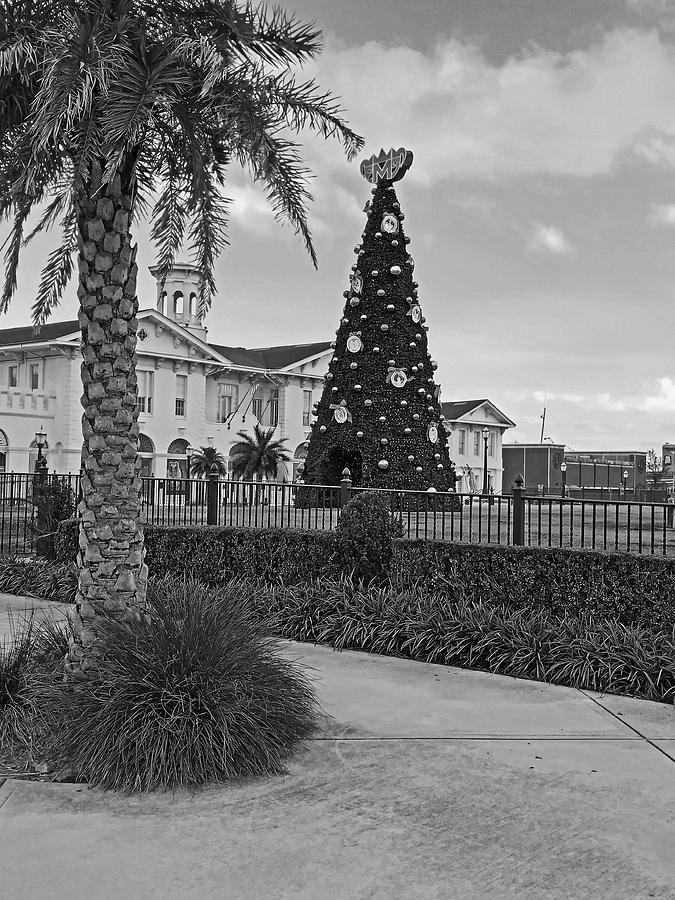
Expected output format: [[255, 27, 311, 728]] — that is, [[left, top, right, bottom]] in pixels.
[[1, 470, 674, 558]]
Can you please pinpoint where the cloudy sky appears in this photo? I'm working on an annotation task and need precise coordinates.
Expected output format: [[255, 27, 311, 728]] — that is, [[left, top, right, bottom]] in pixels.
[[4, 0, 675, 451]]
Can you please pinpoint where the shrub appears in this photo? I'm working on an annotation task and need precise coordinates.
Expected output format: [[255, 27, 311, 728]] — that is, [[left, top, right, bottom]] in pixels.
[[0, 612, 40, 755], [33, 479, 77, 559], [37, 576, 321, 792], [252, 577, 675, 704], [335, 491, 404, 584]]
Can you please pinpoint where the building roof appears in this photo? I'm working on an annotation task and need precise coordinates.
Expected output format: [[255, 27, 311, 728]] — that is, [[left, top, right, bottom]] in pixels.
[[0, 320, 79, 345], [209, 340, 331, 370], [0, 317, 331, 371], [441, 399, 490, 420]]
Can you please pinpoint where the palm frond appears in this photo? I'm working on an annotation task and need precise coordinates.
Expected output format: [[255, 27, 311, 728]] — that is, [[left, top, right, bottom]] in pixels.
[[0, 196, 32, 313], [148, 162, 190, 289], [30, 206, 77, 326], [186, 166, 231, 314], [22, 178, 74, 245]]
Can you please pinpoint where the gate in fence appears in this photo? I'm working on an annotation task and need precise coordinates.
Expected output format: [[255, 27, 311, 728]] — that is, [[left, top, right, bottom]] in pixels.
[[1, 470, 674, 558]]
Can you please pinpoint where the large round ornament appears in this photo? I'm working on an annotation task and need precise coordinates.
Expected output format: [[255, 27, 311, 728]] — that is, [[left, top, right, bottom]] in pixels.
[[378, 460, 389, 470], [389, 369, 408, 389], [428, 423, 439, 444], [347, 334, 363, 353], [390, 265, 402, 276], [334, 406, 348, 424], [381, 213, 399, 234]]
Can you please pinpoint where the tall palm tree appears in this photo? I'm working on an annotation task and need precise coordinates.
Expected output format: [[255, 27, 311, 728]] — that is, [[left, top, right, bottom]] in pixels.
[[189, 446, 227, 478], [230, 425, 290, 481], [0, 0, 363, 673]]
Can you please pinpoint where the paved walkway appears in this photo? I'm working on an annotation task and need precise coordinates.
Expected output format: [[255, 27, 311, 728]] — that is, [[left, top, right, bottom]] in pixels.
[[0, 593, 69, 643], [1, 595, 675, 898]]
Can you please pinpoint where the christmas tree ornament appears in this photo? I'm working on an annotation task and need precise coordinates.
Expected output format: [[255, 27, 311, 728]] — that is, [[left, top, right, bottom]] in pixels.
[[320, 425, 327, 433], [354, 384, 362, 391], [413, 414, 420, 420], [357, 431, 364, 438], [332, 387, 338, 392], [371, 269, 379, 276], [350, 298, 360, 306], [375, 232, 382, 238], [404, 428, 412, 434], [411, 366, 418, 372], [330, 400, 352, 424], [343, 290, 350, 298], [405, 236, 411, 244], [392, 239, 399, 247], [351, 273, 363, 294], [388, 359, 396, 365], [387, 304, 395, 311], [386, 366, 413, 388], [353, 245, 360, 253], [409, 342, 416, 348], [380, 324, 389, 331], [428, 423, 439, 444], [427, 487, 437, 493], [416, 333, 423, 340], [373, 346, 380, 353], [381, 213, 399, 233], [431, 360, 438, 370], [341, 317, 349, 324], [436, 464, 444, 469], [407, 455, 415, 462], [350, 362, 358, 369], [330, 341, 336, 348], [377, 288, 386, 296], [364, 399, 373, 407], [326, 373, 334, 380], [379, 415, 387, 422], [415, 466, 423, 473], [378, 459, 389, 470], [417, 387, 425, 395], [400, 400, 408, 406], [434, 453, 441, 460], [360, 315, 368, 320], [380, 437, 388, 445], [347, 334, 363, 353], [390, 265, 402, 276]]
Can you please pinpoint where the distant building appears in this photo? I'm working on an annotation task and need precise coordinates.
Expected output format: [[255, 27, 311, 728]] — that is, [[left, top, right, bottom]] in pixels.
[[502, 443, 566, 495], [564, 451, 646, 492], [441, 399, 516, 494], [0, 264, 331, 477]]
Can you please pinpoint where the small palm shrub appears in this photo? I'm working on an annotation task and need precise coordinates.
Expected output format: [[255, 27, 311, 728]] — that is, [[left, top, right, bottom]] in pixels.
[[38, 576, 321, 792], [335, 491, 404, 584]]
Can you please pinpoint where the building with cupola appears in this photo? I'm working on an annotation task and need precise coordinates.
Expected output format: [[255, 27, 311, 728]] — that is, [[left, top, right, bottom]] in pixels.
[[0, 264, 331, 478]]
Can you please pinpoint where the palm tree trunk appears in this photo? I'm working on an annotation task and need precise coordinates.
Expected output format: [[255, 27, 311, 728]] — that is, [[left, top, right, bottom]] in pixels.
[[66, 158, 147, 675]]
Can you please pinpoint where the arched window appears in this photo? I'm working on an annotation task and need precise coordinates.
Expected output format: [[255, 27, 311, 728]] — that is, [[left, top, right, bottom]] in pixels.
[[167, 438, 189, 479], [292, 441, 309, 482], [158, 291, 167, 316], [138, 433, 154, 477], [167, 438, 189, 455], [173, 290, 184, 319], [189, 292, 198, 317]]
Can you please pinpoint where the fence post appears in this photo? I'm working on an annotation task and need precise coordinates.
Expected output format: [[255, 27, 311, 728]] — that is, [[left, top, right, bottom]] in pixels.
[[340, 467, 352, 508], [207, 472, 219, 525], [512, 473, 525, 545]]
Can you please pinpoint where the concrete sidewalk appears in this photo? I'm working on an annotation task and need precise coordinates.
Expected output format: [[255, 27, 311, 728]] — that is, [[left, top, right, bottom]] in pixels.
[[1, 596, 675, 898]]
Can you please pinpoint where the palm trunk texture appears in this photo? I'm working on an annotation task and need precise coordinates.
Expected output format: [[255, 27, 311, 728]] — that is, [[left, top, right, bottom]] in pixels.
[[67, 159, 147, 675]]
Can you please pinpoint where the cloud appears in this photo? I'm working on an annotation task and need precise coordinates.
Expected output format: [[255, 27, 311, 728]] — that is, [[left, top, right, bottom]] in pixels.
[[626, 0, 675, 14], [643, 377, 675, 409], [649, 202, 675, 225], [528, 224, 575, 255], [301, 28, 675, 184]]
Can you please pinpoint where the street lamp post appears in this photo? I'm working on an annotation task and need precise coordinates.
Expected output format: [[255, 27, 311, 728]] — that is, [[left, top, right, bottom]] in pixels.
[[481, 426, 490, 497], [623, 469, 629, 499], [34, 426, 47, 473], [185, 444, 194, 504], [560, 461, 567, 498]]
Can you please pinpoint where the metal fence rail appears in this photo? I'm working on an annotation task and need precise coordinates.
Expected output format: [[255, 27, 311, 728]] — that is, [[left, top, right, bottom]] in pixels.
[[0, 471, 674, 558]]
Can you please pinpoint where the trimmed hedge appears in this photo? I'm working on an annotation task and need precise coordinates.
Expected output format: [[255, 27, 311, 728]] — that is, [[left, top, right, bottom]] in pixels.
[[54, 519, 675, 629]]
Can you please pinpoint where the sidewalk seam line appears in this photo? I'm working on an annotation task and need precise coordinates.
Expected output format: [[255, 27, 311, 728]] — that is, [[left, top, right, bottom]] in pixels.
[[579, 690, 675, 765]]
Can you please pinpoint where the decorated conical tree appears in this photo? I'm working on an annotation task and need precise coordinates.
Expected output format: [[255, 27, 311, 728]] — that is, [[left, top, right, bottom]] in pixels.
[[302, 147, 456, 493]]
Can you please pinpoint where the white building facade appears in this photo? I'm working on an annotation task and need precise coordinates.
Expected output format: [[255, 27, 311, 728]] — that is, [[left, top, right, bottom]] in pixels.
[[0, 265, 330, 479], [441, 399, 516, 494]]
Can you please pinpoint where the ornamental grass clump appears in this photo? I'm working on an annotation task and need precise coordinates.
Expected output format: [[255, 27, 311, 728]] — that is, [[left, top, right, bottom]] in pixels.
[[0, 613, 39, 756], [39, 576, 321, 792]]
